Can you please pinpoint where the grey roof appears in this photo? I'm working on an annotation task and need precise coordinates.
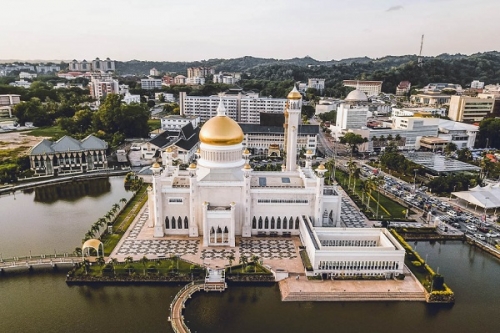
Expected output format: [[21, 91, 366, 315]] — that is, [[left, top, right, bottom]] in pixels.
[[239, 124, 319, 135], [29, 135, 109, 156], [81, 135, 108, 150], [30, 139, 54, 155], [52, 136, 83, 152], [174, 128, 199, 151], [149, 130, 178, 149]]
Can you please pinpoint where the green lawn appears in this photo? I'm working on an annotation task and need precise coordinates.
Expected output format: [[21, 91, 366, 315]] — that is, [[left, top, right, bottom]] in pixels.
[[335, 169, 408, 219], [148, 119, 161, 131], [25, 125, 68, 138]]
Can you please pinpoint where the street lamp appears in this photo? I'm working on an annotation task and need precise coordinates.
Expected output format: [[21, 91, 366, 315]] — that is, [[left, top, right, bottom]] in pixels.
[[484, 197, 489, 224], [413, 169, 418, 193]]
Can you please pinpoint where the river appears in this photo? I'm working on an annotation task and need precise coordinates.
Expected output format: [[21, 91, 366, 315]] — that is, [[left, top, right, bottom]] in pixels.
[[0, 179, 499, 332]]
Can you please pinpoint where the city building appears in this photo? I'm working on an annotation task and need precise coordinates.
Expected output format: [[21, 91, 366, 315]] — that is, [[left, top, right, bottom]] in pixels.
[[213, 72, 240, 84], [396, 81, 411, 95], [448, 95, 495, 122], [140, 122, 199, 163], [141, 78, 162, 90], [122, 93, 140, 104], [185, 77, 205, 85], [471, 80, 484, 89], [392, 107, 446, 118], [89, 75, 119, 100], [0, 94, 21, 118], [36, 64, 61, 73], [155, 92, 175, 102], [174, 75, 187, 85], [147, 88, 404, 278], [315, 99, 340, 115], [0, 63, 35, 76], [162, 75, 174, 86], [187, 67, 214, 78], [410, 93, 451, 106], [29, 135, 108, 175], [308, 78, 325, 93], [421, 83, 463, 94], [19, 72, 37, 80], [69, 58, 115, 72], [179, 91, 287, 123], [150, 68, 160, 76], [9, 79, 31, 88], [119, 84, 130, 95], [161, 115, 200, 131], [437, 119, 478, 149], [343, 80, 383, 96]]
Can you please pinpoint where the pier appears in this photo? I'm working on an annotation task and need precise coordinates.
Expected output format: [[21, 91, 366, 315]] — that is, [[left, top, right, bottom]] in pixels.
[[169, 268, 227, 333], [0, 254, 82, 273]]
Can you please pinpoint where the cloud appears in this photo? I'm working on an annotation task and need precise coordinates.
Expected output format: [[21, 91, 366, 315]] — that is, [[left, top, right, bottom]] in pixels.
[[386, 5, 403, 12]]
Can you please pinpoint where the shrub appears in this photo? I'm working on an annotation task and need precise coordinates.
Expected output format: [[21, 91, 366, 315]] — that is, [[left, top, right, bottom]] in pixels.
[[245, 265, 254, 273]]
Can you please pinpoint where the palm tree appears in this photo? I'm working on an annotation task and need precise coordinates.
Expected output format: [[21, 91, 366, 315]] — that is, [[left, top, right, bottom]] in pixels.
[[239, 254, 248, 269], [97, 218, 107, 227], [110, 257, 118, 276], [352, 167, 361, 192], [82, 258, 90, 275], [226, 253, 235, 273], [139, 255, 149, 275], [74, 247, 82, 257], [394, 134, 402, 143], [85, 230, 95, 239], [387, 134, 394, 142], [364, 178, 375, 208], [104, 211, 113, 222], [91, 224, 100, 239], [112, 203, 120, 215], [119, 198, 127, 207], [125, 256, 134, 275], [96, 256, 105, 272], [346, 159, 356, 189], [251, 254, 260, 273]]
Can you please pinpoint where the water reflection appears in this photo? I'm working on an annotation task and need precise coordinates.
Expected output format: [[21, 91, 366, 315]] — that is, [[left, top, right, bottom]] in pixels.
[[34, 178, 112, 203]]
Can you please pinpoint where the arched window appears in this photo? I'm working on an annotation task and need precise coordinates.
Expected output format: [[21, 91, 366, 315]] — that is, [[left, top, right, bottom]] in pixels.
[[295, 217, 300, 229], [265, 217, 269, 229], [165, 217, 169, 229], [252, 217, 257, 229], [277, 217, 281, 229], [171, 216, 176, 229], [289, 217, 293, 229], [224, 226, 228, 234], [258, 217, 263, 229], [271, 217, 275, 229], [283, 217, 287, 229], [217, 226, 223, 234], [184, 216, 188, 229], [178, 216, 182, 229]]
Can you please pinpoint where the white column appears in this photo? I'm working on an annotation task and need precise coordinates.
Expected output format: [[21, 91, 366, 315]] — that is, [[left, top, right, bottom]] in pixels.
[[147, 186, 154, 228], [189, 166, 199, 237], [202, 202, 209, 247], [286, 102, 301, 171], [152, 174, 164, 237], [230, 202, 236, 247]]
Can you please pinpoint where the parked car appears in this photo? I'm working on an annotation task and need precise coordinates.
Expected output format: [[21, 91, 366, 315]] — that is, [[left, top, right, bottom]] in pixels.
[[474, 234, 486, 241], [466, 225, 478, 232]]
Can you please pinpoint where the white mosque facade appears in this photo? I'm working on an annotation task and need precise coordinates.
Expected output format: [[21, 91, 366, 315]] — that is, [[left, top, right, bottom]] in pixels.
[[148, 87, 405, 278]]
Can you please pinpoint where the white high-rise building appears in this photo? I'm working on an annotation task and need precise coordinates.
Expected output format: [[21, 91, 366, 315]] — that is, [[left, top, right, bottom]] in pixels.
[[308, 78, 325, 93], [89, 76, 119, 100], [141, 78, 162, 90], [343, 80, 382, 96], [179, 91, 287, 123]]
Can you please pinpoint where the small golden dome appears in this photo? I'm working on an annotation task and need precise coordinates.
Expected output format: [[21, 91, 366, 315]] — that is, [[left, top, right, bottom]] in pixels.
[[287, 86, 302, 100], [318, 164, 325, 170], [165, 147, 173, 153], [243, 148, 250, 154], [244, 163, 251, 170], [306, 149, 313, 155], [199, 116, 244, 146], [189, 163, 196, 169], [152, 162, 160, 168], [196, 148, 200, 153]]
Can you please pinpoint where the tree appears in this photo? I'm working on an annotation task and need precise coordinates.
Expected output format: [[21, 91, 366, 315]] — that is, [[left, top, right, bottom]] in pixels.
[[125, 256, 134, 275], [140, 255, 149, 275], [120, 197, 127, 207], [227, 253, 235, 273], [110, 257, 118, 276], [96, 256, 106, 272], [340, 132, 368, 156], [112, 203, 120, 215], [239, 254, 248, 269], [250, 254, 260, 273], [74, 247, 82, 256], [444, 142, 457, 156], [82, 258, 90, 275]]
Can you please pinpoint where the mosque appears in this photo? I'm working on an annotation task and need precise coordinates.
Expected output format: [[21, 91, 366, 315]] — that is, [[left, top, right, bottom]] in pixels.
[[147, 87, 405, 278]]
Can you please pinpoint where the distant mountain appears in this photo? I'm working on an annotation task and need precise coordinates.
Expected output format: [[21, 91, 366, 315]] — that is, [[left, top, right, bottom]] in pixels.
[[113, 51, 499, 76]]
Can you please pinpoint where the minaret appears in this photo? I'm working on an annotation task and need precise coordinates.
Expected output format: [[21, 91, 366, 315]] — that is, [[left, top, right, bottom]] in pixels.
[[188, 163, 199, 237], [285, 86, 302, 171], [314, 164, 327, 227], [241, 162, 253, 237], [151, 162, 164, 237]]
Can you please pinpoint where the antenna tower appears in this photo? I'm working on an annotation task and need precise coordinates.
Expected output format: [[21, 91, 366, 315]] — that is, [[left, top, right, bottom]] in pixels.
[[418, 34, 424, 66]]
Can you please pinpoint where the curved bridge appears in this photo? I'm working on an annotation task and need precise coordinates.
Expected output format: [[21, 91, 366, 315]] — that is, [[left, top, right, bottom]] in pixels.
[[169, 268, 227, 333]]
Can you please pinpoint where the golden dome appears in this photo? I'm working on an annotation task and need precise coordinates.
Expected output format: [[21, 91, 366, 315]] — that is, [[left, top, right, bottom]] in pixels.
[[165, 147, 173, 153], [287, 86, 302, 100], [306, 149, 313, 155], [243, 148, 250, 154], [189, 163, 196, 169], [196, 148, 200, 153], [318, 164, 325, 170], [199, 98, 244, 146], [152, 162, 160, 168], [243, 163, 251, 170]]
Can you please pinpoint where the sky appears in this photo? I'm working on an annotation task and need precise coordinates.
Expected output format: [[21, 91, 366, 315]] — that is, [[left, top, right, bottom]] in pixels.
[[1, 0, 498, 62]]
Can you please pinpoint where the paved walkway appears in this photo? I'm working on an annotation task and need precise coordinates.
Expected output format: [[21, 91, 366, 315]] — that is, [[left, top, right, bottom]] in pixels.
[[109, 207, 305, 274]]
